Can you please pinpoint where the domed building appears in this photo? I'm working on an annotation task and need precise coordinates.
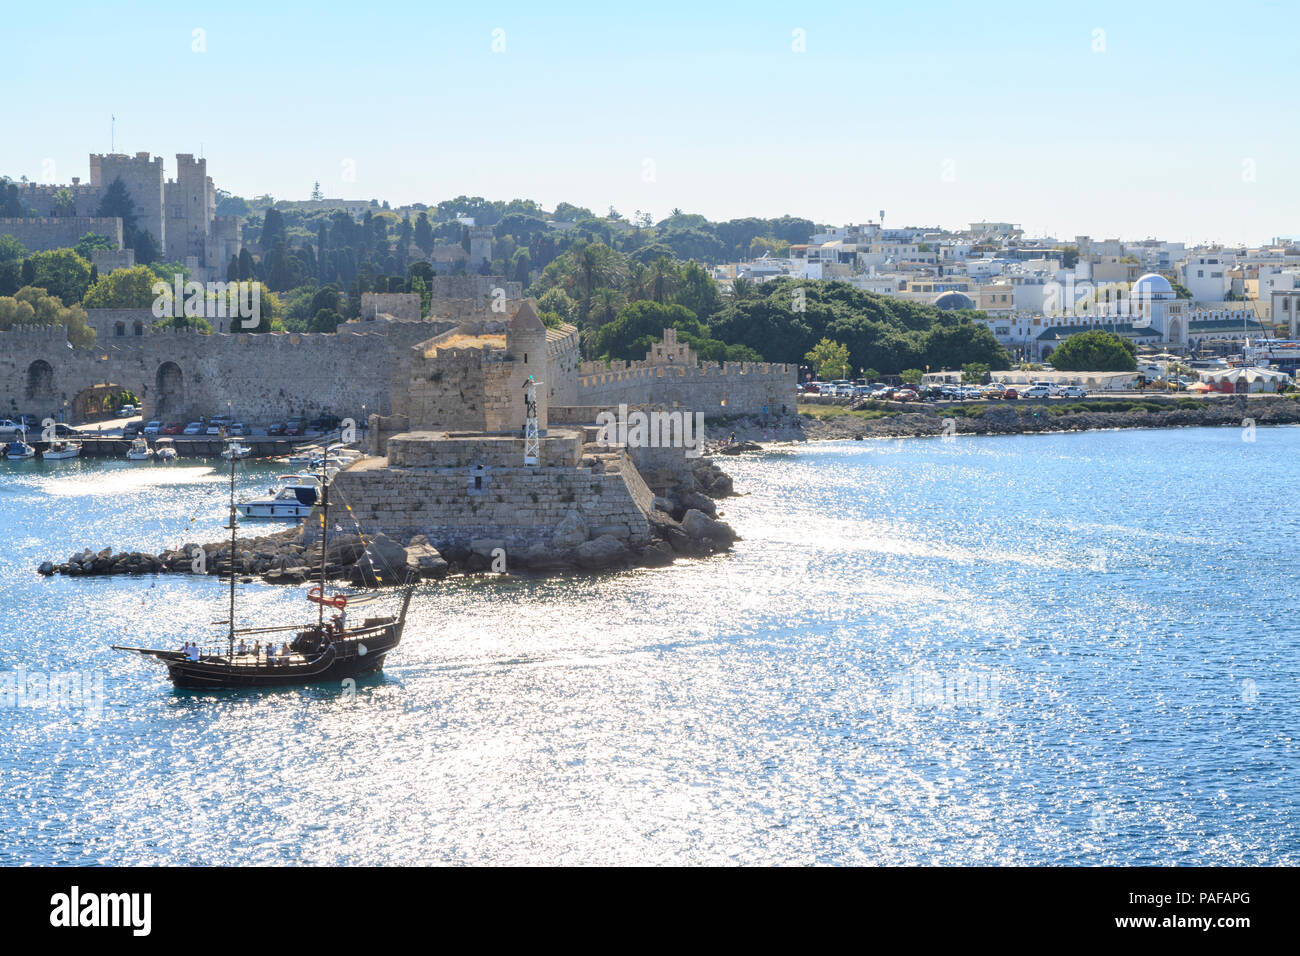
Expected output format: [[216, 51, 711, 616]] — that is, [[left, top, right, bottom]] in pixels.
[[1132, 273, 1175, 302], [934, 290, 976, 311]]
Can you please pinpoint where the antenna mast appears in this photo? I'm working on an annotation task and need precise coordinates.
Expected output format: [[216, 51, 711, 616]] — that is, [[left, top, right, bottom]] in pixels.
[[522, 376, 540, 465]]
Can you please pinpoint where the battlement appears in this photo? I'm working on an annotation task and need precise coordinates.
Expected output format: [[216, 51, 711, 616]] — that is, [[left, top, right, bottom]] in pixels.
[[578, 360, 795, 383]]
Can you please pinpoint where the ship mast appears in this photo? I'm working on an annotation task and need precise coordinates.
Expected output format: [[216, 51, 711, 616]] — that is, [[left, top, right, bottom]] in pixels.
[[318, 444, 328, 629], [226, 440, 237, 660]]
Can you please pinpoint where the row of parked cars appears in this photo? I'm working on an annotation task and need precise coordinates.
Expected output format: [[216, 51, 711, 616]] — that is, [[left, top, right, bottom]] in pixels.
[[800, 379, 1089, 402], [134, 413, 344, 440]]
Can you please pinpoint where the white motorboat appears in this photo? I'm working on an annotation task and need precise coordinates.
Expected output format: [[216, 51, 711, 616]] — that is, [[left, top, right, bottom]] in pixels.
[[5, 437, 36, 460], [125, 436, 153, 461], [221, 441, 252, 460], [237, 474, 321, 518], [43, 439, 81, 460], [154, 437, 178, 461]]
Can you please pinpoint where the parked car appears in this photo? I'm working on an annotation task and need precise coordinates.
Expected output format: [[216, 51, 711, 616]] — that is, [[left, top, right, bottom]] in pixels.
[[1059, 385, 1087, 398], [1001, 387, 1019, 400], [981, 385, 1005, 400], [1021, 385, 1052, 399], [18, 414, 39, 429], [894, 388, 919, 402], [119, 404, 137, 418], [161, 422, 184, 435], [123, 421, 143, 439], [308, 414, 341, 431], [143, 420, 164, 437], [183, 422, 204, 436], [205, 423, 223, 435], [267, 421, 287, 436], [228, 422, 249, 437], [1031, 381, 1063, 396], [802, 383, 822, 394], [285, 418, 306, 437], [0, 419, 24, 436]]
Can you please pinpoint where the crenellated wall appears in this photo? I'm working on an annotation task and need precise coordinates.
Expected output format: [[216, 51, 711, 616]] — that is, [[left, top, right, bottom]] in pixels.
[[0, 316, 441, 425], [577, 359, 798, 416], [0, 217, 124, 252]]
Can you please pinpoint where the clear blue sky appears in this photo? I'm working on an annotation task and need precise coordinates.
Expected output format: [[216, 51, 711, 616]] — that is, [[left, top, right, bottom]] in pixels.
[[2, 0, 1294, 244]]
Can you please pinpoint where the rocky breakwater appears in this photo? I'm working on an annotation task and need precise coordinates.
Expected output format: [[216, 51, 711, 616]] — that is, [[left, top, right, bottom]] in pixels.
[[37, 457, 742, 584]]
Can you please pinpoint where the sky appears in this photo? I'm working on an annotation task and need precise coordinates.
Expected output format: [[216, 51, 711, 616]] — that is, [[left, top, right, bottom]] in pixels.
[[1, 0, 1295, 245]]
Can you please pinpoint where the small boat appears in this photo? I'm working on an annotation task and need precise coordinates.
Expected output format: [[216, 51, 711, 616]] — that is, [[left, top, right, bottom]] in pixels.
[[114, 440, 414, 690], [43, 439, 81, 460], [238, 474, 321, 518], [154, 438, 178, 461], [5, 437, 36, 460], [125, 437, 153, 461], [221, 442, 252, 460]]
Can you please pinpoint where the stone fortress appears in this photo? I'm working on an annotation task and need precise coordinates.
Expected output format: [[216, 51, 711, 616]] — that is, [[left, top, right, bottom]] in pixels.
[[1, 151, 241, 280], [3, 272, 794, 571]]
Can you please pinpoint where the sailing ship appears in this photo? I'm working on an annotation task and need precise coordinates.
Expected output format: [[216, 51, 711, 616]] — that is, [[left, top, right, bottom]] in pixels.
[[113, 440, 415, 690]]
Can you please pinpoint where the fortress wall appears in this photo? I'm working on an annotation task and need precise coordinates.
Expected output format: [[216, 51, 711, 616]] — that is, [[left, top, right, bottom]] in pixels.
[[406, 348, 489, 432], [0, 318, 439, 425], [361, 292, 421, 320], [327, 458, 652, 552], [0, 217, 124, 252], [576, 361, 798, 416]]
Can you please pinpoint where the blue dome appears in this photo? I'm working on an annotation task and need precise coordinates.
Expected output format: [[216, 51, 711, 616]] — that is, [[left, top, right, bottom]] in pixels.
[[934, 290, 976, 311]]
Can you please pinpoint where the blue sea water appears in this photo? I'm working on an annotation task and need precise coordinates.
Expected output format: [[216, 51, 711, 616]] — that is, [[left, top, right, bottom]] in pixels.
[[0, 427, 1296, 865]]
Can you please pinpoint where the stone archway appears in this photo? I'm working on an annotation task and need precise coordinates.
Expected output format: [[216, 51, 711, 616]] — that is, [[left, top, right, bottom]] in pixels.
[[73, 383, 124, 423], [24, 360, 55, 414], [1167, 318, 1184, 346], [155, 362, 185, 419]]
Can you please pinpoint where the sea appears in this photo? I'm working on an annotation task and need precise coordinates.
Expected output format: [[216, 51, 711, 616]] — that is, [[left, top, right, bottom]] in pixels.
[[0, 425, 1296, 865]]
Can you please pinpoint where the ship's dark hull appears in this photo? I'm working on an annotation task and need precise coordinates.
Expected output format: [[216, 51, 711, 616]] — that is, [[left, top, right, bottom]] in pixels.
[[126, 621, 403, 690]]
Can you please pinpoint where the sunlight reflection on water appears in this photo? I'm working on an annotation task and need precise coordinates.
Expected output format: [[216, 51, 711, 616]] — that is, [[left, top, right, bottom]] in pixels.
[[0, 431, 1296, 865]]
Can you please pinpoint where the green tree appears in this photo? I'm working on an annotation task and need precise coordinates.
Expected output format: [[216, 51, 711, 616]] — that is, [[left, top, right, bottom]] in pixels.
[[805, 337, 851, 380], [900, 368, 923, 385], [0, 285, 96, 346], [309, 308, 342, 333], [536, 287, 577, 324], [74, 233, 116, 261], [51, 188, 77, 217], [0, 235, 27, 261], [95, 177, 137, 240], [26, 249, 92, 305], [413, 212, 434, 256], [593, 300, 699, 361], [133, 229, 159, 266], [82, 265, 160, 308], [961, 362, 991, 384], [1047, 330, 1137, 371]]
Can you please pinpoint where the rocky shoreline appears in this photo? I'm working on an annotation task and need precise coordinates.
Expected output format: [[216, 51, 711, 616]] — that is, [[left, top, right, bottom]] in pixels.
[[38, 457, 741, 585], [799, 395, 1300, 441]]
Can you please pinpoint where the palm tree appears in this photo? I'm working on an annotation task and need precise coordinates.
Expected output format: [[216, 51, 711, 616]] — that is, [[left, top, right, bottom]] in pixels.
[[649, 256, 678, 304], [731, 277, 755, 302]]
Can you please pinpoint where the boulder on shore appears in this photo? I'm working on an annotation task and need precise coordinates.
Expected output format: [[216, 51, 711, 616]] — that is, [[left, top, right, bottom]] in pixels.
[[681, 508, 737, 546], [405, 534, 449, 580], [352, 533, 410, 586], [576, 534, 629, 570]]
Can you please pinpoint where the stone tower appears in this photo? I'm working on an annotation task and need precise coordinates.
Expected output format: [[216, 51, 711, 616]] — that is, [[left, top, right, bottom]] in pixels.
[[506, 298, 549, 431], [89, 152, 165, 247], [164, 153, 215, 265], [468, 226, 493, 268]]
